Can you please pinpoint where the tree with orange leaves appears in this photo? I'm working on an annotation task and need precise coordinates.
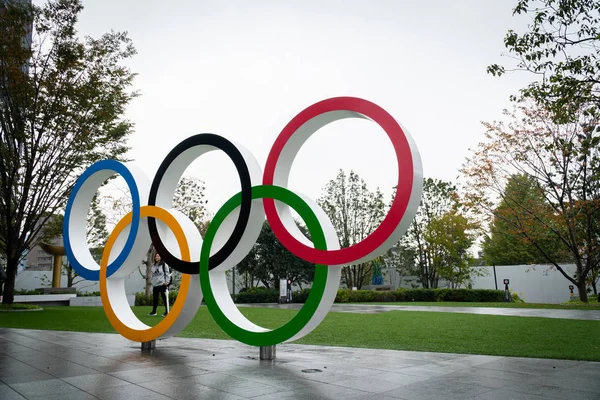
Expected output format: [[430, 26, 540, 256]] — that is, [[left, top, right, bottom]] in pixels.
[[461, 103, 600, 302]]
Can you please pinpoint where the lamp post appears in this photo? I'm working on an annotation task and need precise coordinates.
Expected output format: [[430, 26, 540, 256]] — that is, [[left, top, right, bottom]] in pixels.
[[503, 279, 510, 302]]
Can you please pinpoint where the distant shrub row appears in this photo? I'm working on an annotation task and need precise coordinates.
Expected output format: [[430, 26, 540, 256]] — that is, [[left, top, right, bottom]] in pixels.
[[234, 288, 522, 304]]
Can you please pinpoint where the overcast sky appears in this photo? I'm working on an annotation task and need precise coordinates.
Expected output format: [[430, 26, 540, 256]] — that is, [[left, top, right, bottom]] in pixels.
[[69, 0, 533, 219]]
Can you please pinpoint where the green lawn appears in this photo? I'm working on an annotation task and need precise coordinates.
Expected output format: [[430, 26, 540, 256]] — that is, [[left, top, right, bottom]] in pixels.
[[348, 301, 600, 310], [1, 306, 598, 361]]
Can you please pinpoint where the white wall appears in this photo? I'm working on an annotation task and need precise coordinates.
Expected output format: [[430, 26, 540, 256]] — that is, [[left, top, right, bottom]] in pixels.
[[14, 270, 145, 295], [470, 264, 579, 304]]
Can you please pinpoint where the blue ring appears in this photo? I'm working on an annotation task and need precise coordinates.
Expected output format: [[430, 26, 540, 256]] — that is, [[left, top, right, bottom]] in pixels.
[[63, 160, 141, 281]]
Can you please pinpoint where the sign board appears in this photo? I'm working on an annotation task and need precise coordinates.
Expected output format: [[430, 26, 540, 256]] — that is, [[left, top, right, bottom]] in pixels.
[[280, 279, 287, 298]]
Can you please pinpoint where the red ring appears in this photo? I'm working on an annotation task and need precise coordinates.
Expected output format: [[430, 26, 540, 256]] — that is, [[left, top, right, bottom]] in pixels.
[[263, 97, 415, 265]]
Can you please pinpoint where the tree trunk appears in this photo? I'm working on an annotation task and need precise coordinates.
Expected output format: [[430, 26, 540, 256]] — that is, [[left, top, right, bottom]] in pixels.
[[144, 246, 153, 297], [2, 257, 18, 304], [577, 278, 588, 303], [67, 265, 74, 287]]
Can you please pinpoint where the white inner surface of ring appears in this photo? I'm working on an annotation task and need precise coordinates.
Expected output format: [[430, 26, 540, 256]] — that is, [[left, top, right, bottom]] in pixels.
[[154, 143, 263, 266], [68, 163, 149, 273], [271, 110, 424, 265], [105, 211, 203, 339], [208, 195, 342, 342]]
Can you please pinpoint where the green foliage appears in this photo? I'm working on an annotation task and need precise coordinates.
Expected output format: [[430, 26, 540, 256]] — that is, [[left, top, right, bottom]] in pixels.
[[0, 303, 41, 311], [334, 289, 349, 303], [291, 288, 311, 303], [292, 288, 509, 303], [13, 289, 43, 295], [76, 291, 101, 297], [234, 287, 279, 304], [134, 291, 178, 306], [235, 222, 315, 290], [0, 0, 137, 304], [318, 169, 385, 289], [488, 0, 600, 123], [483, 174, 567, 266], [388, 178, 477, 289]]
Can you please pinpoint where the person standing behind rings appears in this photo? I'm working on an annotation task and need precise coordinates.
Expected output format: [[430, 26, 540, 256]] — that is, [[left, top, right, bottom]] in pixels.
[[148, 253, 171, 317]]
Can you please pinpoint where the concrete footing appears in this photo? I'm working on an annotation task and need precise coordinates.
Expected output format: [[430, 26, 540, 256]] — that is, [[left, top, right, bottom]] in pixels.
[[259, 345, 276, 360], [141, 340, 156, 351]]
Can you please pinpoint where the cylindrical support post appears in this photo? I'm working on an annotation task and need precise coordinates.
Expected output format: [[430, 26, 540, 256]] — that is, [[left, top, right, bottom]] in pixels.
[[52, 255, 62, 288], [259, 345, 276, 360], [141, 340, 156, 351]]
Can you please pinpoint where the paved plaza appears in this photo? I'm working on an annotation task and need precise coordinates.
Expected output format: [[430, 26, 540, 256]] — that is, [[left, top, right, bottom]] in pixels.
[[1, 327, 599, 400]]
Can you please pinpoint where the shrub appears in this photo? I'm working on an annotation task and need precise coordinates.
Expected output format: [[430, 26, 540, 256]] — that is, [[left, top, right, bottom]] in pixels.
[[235, 287, 279, 303], [13, 289, 43, 295], [333, 288, 510, 303], [292, 289, 311, 303], [134, 290, 179, 306], [335, 289, 349, 303], [76, 291, 101, 297]]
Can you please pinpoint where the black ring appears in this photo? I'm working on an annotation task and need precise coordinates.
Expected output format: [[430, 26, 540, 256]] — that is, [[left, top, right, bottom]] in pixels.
[[147, 133, 252, 274]]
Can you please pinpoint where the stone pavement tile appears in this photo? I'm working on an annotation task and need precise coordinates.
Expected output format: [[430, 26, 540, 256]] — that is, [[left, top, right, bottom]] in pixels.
[[83, 382, 172, 400], [25, 359, 99, 378], [374, 371, 432, 385], [62, 373, 131, 392], [380, 376, 496, 400], [141, 373, 277, 399], [536, 375, 600, 394], [471, 388, 550, 400], [431, 371, 511, 389], [0, 383, 26, 400], [0, 370, 56, 385], [330, 376, 406, 394], [462, 364, 538, 382], [255, 380, 372, 400], [28, 390, 98, 400], [506, 381, 600, 400], [107, 363, 211, 384], [8, 378, 83, 399], [475, 357, 583, 376], [393, 364, 458, 378]]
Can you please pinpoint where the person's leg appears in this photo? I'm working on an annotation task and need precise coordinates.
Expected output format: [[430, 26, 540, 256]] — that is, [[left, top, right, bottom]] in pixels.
[[148, 286, 159, 315], [160, 288, 168, 316]]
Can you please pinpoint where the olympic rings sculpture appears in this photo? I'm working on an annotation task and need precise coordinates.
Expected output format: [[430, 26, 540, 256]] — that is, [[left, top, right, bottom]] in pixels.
[[63, 97, 423, 346]]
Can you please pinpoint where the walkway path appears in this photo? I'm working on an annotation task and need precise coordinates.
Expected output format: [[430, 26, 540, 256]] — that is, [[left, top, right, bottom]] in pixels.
[[1, 328, 599, 399], [238, 303, 600, 320]]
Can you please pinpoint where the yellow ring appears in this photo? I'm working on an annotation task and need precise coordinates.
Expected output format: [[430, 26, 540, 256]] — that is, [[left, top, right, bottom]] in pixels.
[[100, 205, 191, 342]]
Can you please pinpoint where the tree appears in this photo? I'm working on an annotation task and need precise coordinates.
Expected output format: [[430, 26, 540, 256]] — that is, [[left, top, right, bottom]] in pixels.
[[0, 0, 137, 304], [317, 169, 385, 289], [461, 103, 600, 302], [41, 193, 108, 287], [394, 178, 461, 288], [482, 174, 566, 266], [423, 211, 476, 289], [488, 0, 600, 123], [101, 176, 208, 296], [236, 221, 315, 290]]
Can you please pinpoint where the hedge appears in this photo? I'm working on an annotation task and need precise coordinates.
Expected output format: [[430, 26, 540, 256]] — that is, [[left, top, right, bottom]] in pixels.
[[235, 287, 279, 303], [135, 290, 179, 306], [290, 288, 519, 303]]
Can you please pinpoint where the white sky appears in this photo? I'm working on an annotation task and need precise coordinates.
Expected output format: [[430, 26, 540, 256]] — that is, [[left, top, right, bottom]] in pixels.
[[71, 0, 532, 219]]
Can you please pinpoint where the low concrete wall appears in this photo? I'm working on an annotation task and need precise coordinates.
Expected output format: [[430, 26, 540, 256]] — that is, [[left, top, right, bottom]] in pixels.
[[14, 294, 76, 306], [69, 295, 134, 307], [14, 270, 145, 295]]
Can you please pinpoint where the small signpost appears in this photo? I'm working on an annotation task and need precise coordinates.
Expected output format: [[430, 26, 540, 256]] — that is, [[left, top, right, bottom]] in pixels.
[[279, 278, 288, 303], [569, 285, 575, 300], [503, 279, 510, 302]]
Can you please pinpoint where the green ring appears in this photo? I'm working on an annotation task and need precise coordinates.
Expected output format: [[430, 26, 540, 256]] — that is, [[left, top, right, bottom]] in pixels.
[[200, 185, 328, 346]]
